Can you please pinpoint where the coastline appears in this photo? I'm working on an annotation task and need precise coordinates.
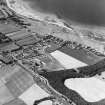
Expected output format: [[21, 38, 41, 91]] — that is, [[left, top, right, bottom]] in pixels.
[[6, 0, 68, 28], [5, 0, 105, 56]]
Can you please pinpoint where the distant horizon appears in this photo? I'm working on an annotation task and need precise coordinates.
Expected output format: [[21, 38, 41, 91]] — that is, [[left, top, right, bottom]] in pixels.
[[23, 0, 105, 26]]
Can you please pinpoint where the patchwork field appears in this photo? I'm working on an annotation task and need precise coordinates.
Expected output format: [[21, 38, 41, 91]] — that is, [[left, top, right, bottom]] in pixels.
[[1, 0, 105, 105]]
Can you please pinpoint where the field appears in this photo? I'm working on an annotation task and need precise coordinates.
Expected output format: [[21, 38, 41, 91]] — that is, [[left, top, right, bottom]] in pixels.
[[65, 77, 105, 102]]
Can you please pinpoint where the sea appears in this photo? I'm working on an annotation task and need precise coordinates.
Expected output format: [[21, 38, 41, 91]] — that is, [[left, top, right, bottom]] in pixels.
[[23, 0, 105, 26]]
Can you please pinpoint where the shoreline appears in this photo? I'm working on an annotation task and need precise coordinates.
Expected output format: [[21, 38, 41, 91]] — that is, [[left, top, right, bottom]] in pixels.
[[6, 0, 70, 29], [5, 0, 105, 36], [5, 0, 105, 56]]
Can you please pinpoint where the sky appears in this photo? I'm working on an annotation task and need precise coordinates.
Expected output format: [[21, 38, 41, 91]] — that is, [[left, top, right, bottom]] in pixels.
[[23, 0, 105, 26]]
